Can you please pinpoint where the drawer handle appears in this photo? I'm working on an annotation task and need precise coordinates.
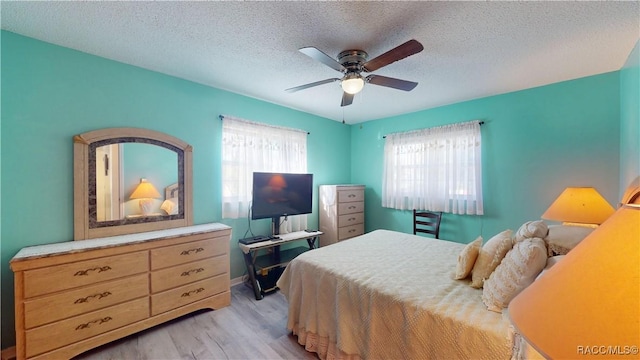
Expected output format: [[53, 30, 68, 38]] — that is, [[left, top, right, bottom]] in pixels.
[[181, 268, 205, 277], [180, 247, 204, 256], [348, 206, 356, 210], [348, 194, 356, 198], [348, 217, 356, 221], [75, 316, 112, 331], [181, 287, 205, 297], [74, 291, 112, 304], [349, 229, 356, 233], [74, 266, 112, 276]]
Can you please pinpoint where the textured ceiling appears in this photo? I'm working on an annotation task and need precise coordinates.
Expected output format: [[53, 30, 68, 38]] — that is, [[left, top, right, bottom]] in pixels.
[[1, 1, 638, 124]]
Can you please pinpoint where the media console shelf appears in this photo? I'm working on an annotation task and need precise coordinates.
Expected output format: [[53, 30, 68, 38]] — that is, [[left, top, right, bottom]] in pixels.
[[239, 230, 322, 300]]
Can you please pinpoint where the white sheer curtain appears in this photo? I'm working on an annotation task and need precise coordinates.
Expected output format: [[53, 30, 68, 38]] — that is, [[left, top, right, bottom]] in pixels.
[[221, 116, 308, 233], [382, 120, 483, 215]]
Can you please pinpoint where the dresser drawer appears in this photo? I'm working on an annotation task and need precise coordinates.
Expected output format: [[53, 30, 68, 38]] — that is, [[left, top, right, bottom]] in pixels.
[[151, 254, 229, 293], [24, 274, 148, 330], [151, 274, 229, 316], [338, 201, 364, 215], [338, 212, 364, 227], [338, 223, 365, 241], [25, 297, 149, 358], [23, 252, 148, 298], [338, 189, 364, 203], [151, 237, 227, 270]]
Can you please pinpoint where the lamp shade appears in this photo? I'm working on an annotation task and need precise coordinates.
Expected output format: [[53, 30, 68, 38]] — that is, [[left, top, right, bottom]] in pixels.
[[341, 74, 365, 94], [541, 187, 615, 225], [509, 203, 640, 359], [130, 179, 161, 199]]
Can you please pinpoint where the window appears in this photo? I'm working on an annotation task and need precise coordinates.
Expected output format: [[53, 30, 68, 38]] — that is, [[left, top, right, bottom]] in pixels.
[[382, 120, 483, 215], [221, 116, 308, 232]]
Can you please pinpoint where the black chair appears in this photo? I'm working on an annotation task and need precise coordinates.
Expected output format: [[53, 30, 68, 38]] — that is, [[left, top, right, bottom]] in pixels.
[[413, 210, 443, 238]]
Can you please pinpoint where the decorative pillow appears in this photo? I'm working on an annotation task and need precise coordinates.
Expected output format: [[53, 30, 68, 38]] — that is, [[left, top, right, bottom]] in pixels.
[[470, 230, 513, 288], [160, 197, 179, 215], [536, 255, 566, 281], [514, 220, 549, 243], [482, 237, 547, 312], [454, 236, 483, 280], [545, 225, 594, 256]]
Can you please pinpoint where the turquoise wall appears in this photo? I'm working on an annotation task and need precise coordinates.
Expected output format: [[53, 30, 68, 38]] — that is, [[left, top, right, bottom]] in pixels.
[[0, 31, 351, 348], [351, 73, 621, 243], [620, 39, 640, 196]]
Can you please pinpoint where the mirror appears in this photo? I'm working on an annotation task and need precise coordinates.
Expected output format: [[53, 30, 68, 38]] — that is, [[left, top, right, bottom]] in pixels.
[[74, 128, 193, 240], [95, 143, 178, 221]]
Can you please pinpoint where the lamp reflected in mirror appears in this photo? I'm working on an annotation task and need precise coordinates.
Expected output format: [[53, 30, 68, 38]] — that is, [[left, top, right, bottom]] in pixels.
[[130, 178, 161, 215]]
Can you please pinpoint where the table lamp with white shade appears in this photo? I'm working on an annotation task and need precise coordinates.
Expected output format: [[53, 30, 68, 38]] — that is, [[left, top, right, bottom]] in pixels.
[[130, 178, 161, 215]]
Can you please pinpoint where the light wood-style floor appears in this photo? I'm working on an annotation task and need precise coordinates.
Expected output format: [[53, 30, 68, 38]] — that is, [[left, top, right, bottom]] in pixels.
[[74, 284, 318, 360]]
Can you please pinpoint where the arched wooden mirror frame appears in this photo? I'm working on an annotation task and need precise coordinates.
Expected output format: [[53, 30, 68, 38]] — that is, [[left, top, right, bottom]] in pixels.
[[74, 127, 193, 240]]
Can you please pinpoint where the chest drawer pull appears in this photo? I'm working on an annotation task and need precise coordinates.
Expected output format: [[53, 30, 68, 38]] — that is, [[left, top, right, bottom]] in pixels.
[[74, 291, 112, 304], [181, 287, 204, 297], [74, 266, 112, 276], [75, 316, 112, 331], [181, 268, 205, 277], [180, 247, 204, 256]]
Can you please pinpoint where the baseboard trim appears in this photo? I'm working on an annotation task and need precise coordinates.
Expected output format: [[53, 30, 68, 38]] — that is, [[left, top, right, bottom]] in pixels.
[[1, 346, 16, 360], [230, 275, 244, 287]]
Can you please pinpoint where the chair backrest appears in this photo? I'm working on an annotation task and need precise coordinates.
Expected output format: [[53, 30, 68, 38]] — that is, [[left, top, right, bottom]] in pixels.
[[413, 210, 442, 238]]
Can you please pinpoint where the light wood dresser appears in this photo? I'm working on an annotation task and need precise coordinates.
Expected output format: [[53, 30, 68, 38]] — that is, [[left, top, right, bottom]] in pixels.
[[10, 223, 231, 360], [318, 185, 365, 247]]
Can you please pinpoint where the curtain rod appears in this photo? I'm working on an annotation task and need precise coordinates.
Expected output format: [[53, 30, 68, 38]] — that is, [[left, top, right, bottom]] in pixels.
[[219, 114, 310, 135], [382, 120, 484, 139]]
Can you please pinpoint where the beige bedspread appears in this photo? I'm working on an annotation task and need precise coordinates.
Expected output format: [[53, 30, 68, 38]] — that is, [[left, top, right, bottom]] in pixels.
[[277, 229, 516, 360]]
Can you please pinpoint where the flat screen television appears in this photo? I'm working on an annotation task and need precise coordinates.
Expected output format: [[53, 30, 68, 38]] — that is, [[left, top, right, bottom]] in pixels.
[[251, 172, 313, 234]]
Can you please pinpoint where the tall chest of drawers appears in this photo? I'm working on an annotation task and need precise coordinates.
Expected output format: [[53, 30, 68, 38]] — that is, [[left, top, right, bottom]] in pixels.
[[319, 185, 365, 247], [10, 223, 231, 360]]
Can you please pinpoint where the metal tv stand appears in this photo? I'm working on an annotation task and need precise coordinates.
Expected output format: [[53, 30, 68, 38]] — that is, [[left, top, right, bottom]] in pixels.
[[238, 230, 322, 300]]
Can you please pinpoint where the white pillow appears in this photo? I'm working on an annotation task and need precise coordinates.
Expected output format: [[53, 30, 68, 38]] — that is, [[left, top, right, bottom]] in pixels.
[[514, 220, 549, 243], [545, 225, 594, 256], [454, 236, 483, 280], [482, 237, 548, 312], [160, 197, 179, 215], [536, 255, 566, 281], [470, 230, 513, 288]]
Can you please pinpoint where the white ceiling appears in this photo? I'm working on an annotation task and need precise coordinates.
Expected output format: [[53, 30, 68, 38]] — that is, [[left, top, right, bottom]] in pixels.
[[1, 1, 638, 124]]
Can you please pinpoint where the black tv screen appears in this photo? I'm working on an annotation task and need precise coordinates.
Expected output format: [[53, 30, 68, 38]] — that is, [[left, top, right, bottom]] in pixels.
[[251, 172, 313, 220]]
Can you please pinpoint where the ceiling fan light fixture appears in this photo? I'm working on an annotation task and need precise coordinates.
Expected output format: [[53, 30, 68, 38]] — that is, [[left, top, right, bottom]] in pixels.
[[341, 73, 365, 94]]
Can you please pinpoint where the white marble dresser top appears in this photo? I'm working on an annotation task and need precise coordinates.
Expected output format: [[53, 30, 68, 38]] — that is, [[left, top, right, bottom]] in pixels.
[[12, 223, 231, 260]]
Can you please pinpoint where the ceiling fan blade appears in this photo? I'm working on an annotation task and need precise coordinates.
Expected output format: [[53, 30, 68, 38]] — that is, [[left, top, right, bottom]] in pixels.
[[341, 92, 354, 107], [366, 74, 418, 91], [299, 47, 346, 73], [362, 39, 424, 72], [286, 78, 340, 93]]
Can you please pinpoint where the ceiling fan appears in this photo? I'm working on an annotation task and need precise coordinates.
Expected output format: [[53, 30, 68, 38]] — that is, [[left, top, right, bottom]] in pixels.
[[286, 39, 424, 107]]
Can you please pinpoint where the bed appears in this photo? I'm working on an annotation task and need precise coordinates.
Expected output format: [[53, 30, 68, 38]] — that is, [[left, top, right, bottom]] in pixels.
[[276, 229, 543, 360], [160, 182, 180, 215]]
